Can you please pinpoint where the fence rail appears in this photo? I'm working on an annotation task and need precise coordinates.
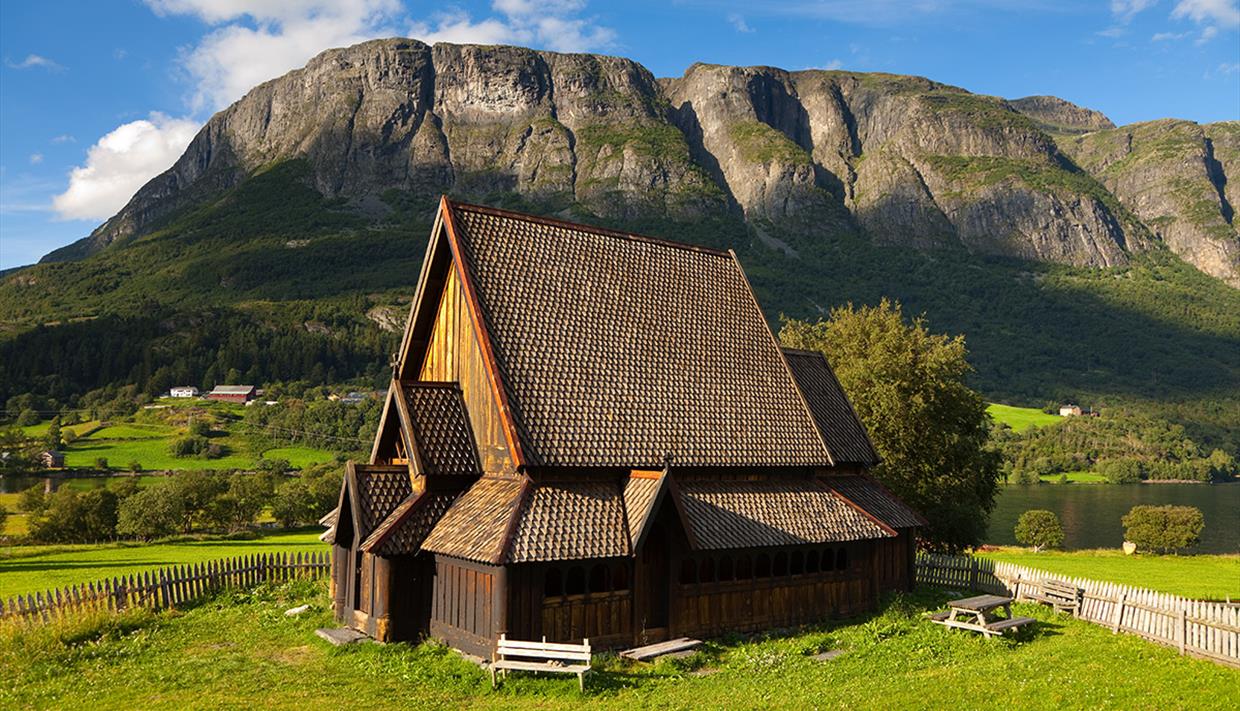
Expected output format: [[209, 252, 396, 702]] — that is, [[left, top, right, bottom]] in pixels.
[[915, 552, 1239, 668], [1, 550, 329, 622]]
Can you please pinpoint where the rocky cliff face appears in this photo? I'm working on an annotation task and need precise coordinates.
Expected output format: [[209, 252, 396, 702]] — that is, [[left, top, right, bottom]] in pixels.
[[40, 39, 1238, 287]]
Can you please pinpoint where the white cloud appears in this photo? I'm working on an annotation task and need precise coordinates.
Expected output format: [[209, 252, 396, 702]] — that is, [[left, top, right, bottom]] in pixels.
[[52, 113, 200, 221], [409, 1, 615, 53], [29, 153, 43, 165], [51, 134, 76, 144], [1111, 0, 1159, 22], [1196, 24, 1220, 41], [1097, 26, 1127, 37], [728, 13, 754, 32], [823, 58, 844, 70], [1171, 0, 1240, 27], [408, 11, 517, 45], [1219, 61, 1240, 73], [5, 54, 63, 70], [1151, 29, 1190, 38]]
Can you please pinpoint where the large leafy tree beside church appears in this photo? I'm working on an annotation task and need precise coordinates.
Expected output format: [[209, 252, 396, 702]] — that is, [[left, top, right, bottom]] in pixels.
[[781, 299, 1001, 552]]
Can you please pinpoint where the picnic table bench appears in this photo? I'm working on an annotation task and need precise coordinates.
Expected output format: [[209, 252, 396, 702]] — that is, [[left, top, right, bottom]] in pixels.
[[928, 594, 1036, 639], [1018, 578, 1082, 616], [491, 635, 592, 691]]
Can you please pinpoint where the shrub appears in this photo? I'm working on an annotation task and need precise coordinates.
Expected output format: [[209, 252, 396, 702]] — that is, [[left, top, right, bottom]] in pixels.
[[1014, 509, 1065, 551], [94, 457, 110, 471], [15, 408, 41, 426], [1013, 468, 1041, 485], [1122, 505, 1204, 554], [27, 488, 118, 543], [0, 503, 8, 533], [116, 485, 183, 540], [169, 435, 210, 458], [1098, 458, 1143, 484], [18, 485, 46, 514], [187, 419, 211, 437], [128, 460, 142, 473]]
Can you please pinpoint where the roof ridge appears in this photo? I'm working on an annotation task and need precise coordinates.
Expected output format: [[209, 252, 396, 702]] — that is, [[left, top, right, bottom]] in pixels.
[[444, 197, 733, 258]]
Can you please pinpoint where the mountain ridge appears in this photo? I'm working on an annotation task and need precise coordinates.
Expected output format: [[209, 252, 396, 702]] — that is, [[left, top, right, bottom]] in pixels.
[[35, 38, 1238, 287]]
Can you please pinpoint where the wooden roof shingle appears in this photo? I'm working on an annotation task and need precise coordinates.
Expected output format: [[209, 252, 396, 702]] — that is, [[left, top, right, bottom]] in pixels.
[[783, 349, 879, 466], [675, 477, 892, 549], [361, 490, 462, 556], [422, 476, 528, 564], [402, 382, 481, 477], [353, 464, 413, 539], [825, 474, 925, 529], [509, 480, 631, 563], [444, 201, 833, 469]]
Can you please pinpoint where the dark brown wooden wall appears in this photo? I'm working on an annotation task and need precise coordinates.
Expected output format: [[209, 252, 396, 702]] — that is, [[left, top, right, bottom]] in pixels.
[[873, 531, 915, 593], [507, 560, 634, 648], [429, 555, 501, 657], [417, 266, 512, 473]]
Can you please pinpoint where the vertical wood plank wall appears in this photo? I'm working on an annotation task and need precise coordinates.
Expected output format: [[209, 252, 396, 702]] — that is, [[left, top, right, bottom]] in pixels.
[[429, 556, 498, 657], [418, 267, 512, 473]]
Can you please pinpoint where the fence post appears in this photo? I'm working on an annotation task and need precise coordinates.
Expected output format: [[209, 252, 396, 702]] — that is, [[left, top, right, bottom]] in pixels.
[[969, 557, 978, 591], [1177, 608, 1186, 655], [1113, 593, 1126, 633]]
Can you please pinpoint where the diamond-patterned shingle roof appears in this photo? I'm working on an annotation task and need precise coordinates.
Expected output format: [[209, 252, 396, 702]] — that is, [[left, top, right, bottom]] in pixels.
[[675, 477, 892, 550], [445, 201, 833, 469], [403, 382, 481, 476], [353, 464, 413, 539], [361, 490, 462, 556], [825, 474, 924, 529], [422, 476, 527, 563], [509, 480, 630, 563], [783, 349, 879, 466]]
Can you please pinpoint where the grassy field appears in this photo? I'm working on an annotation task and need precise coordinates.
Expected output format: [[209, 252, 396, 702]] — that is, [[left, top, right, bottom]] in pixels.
[[20, 420, 101, 438], [1037, 470, 1107, 484], [0, 531, 323, 598], [978, 547, 1240, 600], [1, 582, 1232, 710], [987, 403, 1061, 432]]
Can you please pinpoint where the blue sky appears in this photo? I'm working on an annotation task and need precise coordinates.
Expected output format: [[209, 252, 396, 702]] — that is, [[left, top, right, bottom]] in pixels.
[[2, 0, 1238, 270]]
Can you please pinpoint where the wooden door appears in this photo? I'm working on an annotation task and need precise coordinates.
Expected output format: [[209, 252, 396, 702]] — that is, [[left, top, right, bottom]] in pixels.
[[640, 522, 670, 640]]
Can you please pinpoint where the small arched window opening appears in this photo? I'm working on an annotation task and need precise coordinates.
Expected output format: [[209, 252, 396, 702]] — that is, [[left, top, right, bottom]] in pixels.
[[806, 549, 820, 574], [755, 553, 771, 578], [790, 550, 804, 575], [822, 548, 835, 571], [718, 556, 734, 581], [566, 566, 586, 595], [699, 557, 716, 584], [773, 551, 788, 576], [680, 558, 697, 585], [544, 568, 563, 597], [736, 555, 752, 579], [612, 562, 629, 591], [589, 563, 610, 594], [836, 548, 848, 571]]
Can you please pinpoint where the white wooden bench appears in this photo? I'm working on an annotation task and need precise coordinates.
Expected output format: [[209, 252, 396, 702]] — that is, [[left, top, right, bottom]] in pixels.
[[1020, 578, 1082, 616], [490, 634, 592, 691]]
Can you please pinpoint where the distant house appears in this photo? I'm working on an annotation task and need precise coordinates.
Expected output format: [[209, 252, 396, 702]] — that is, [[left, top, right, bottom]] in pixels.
[[170, 386, 200, 398], [1059, 404, 1083, 417], [206, 385, 257, 403], [341, 391, 369, 404], [40, 450, 65, 468]]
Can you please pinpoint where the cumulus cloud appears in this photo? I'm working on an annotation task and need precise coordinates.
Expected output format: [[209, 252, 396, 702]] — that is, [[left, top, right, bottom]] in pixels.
[[823, 58, 844, 70], [1111, 0, 1159, 22], [1171, 0, 1240, 26], [1152, 29, 1191, 39], [409, 1, 615, 53], [52, 113, 200, 221], [5, 54, 63, 70], [728, 13, 754, 32]]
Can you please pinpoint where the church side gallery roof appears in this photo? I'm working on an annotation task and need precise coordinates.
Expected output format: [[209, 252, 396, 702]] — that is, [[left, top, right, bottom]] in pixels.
[[444, 201, 833, 469]]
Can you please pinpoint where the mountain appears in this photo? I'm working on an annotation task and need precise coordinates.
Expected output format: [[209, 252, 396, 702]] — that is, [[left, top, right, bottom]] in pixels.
[[3, 39, 1239, 450]]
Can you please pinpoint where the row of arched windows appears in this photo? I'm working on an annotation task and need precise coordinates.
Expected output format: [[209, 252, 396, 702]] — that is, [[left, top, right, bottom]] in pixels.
[[544, 562, 630, 599], [679, 547, 851, 586]]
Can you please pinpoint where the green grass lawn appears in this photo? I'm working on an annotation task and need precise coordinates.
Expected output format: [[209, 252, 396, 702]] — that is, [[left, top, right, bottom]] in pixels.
[[21, 419, 101, 439], [1, 583, 1233, 710], [63, 435, 257, 471], [86, 423, 176, 439], [1037, 470, 1107, 484], [0, 530, 323, 598], [987, 403, 1062, 432], [978, 547, 1240, 600]]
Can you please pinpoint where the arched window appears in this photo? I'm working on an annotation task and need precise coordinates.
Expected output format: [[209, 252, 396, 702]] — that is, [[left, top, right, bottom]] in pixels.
[[544, 568, 563, 597], [836, 548, 848, 571], [589, 563, 610, 593], [699, 557, 716, 584], [612, 562, 629, 591], [773, 551, 788, 576], [806, 549, 820, 574], [736, 555, 752, 579], [718, 556, 734, 581], [680, 558, 697, 585], [790, 550, 804, 575], [822, 548, 835, 572], [755, 553, 771, 578], [566, 566, 586, 595]]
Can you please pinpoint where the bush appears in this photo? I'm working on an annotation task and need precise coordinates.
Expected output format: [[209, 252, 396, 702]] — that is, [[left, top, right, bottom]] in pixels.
[[1122, 505, 1204, 554], [169, 435, 210, 458], [27, 488, 118, 543], [1014, 509, 1065, 551], [116, 485, 183, 540], [18, 485, 46, 514], [1013, 468, 1041, 485], [271, 463, 340, 527], [0, 503, 8, 533], [94, 457, 110, 471], [15, 408, 41, 426], [128, 460, 142, 473], [187, 419, 211, 437], [1098, 458, 1143, 484]]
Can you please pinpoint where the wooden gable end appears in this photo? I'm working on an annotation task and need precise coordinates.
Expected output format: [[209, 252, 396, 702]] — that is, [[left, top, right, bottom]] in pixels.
[[392, 199, 516, 475]]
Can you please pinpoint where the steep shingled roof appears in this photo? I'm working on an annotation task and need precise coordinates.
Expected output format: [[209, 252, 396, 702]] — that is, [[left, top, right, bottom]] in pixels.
[[825, 474, 925, 529], [402, 382, 481, 476], [782, 349, 879, 466], [361, 490, 462, 556], [422, 476, 527, 563], [444, 201, 832, 469], [352, 464, 413, 539]]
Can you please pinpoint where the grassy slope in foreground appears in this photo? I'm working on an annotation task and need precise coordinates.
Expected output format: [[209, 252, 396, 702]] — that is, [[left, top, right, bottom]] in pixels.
[[1, 582, 1233, 710], [978, 547, 1240, 600], [987, 403, 1062, 432], [0, 531, 323, 598]]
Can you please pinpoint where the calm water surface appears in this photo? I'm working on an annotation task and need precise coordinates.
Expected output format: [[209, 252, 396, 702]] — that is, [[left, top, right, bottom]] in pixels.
[[988, 483, 1240, 554]]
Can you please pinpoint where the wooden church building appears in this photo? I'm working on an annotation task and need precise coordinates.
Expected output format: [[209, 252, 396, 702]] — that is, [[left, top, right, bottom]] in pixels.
[[323, 197, 924, 655]]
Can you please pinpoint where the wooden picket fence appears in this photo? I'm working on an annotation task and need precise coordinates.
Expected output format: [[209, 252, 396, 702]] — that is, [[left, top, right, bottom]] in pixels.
[[915, 552, 1240, 668], [0, 550, 329, 622]]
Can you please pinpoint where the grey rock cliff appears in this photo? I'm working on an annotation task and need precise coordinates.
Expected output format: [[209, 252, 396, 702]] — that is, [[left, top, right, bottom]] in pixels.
[[40, 39, 1238, 287]]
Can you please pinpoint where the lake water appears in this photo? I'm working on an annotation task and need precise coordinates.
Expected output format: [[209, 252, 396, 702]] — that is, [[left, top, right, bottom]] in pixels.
[[988, 483, 1240, 554]]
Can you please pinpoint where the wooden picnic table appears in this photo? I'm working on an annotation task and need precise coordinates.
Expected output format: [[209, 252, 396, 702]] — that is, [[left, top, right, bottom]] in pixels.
[[929, 594, 1035, 638]]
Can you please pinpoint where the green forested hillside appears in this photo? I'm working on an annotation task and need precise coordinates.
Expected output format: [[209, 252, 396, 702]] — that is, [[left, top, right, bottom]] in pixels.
[[2, 160, 1238, 450]]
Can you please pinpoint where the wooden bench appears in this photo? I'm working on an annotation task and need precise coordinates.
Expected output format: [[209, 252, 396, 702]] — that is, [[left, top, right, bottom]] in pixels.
[[490, 635, 592, 691], [985, 616, 1037, 636], [1021, 578, 1082, 615]]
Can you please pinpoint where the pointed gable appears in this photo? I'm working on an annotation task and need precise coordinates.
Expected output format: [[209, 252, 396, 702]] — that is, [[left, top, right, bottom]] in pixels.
[[782, 349, 879, 466], [439, 200, 833, 469]]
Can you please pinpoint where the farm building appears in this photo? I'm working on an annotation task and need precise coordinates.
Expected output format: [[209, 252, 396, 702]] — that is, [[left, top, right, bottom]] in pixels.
[[206, 385, 256, 403], [1059, 404, 1083, 417], [170, 386, 200, 398], [40, 450, 65, 468], [325, 198, 923, 655]]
